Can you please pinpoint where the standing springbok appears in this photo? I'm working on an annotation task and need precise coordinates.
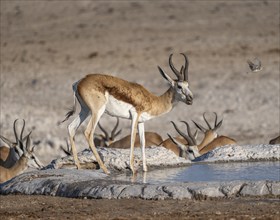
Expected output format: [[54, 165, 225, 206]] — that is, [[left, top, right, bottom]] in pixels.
[[61, 53, 193, 174], [96, 117, 163, 148], [0, 119, 42, 183], [168, 113, 236, 160]]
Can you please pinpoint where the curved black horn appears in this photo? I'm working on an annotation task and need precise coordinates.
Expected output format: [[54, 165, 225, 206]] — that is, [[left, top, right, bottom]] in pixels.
[[171, 121, 193, 145], [192, 120, 207, 133], [213, 112, 223, 131], [97, 122, 109, 141], [169, 54, 182, 80], [181, 121, 197, 145], [20, 119, 26, 141], [203, 112, 212, 130], [180, 53, 189, 81], [13, 119, 20, 143], [111, 117, 120, 139]]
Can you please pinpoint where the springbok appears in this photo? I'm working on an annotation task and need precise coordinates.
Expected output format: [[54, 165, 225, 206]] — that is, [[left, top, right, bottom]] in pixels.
[[191, 112, 223, 152], [0, 119, 42, 183], [160, 122, 189, 157], [269, 135, 280, 145], [169, 113, 236, 160], [0, 119, 29, 168], [94, 117, 122, 147], [95, 117, 163, 148], [61, 53, 193, 174], [97, 118, 192, 156]]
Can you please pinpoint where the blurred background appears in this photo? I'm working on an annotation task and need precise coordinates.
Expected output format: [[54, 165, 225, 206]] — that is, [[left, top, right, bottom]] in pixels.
[[1, 1, 279, 164]]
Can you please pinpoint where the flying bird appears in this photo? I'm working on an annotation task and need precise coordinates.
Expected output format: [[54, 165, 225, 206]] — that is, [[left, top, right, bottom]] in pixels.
[[247, 58, 263, 73]]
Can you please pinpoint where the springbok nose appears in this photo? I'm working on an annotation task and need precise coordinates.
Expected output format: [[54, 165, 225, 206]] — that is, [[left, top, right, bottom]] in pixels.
[[186, 90, 193, 104]]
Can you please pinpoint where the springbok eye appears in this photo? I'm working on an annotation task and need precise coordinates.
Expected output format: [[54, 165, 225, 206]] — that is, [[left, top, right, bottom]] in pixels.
[[177, 84, 182, 89]]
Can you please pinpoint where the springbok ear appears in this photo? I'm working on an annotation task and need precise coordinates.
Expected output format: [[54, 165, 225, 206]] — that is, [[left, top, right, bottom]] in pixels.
[[158, 66, 175, 87], [167, 134, 185, 148], [0, 135, 15, 148]]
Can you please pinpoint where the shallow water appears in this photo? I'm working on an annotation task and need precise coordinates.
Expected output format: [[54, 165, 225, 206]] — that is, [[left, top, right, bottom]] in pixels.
[[112, 161, 280, 184]]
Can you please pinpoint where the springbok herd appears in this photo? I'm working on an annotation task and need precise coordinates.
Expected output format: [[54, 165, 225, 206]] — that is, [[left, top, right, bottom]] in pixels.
[[0, 53, 279, 183]]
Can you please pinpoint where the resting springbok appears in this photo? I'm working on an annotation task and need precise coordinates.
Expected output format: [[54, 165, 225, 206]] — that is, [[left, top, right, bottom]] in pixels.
[[0, 119, 29, 168], [95, 117, 163, 148], [169, 113, 236, 160], [269, 135, 280, 145], [61, 53, 193, 174], [96, 118, 191, 156], [159, 122, 190, 157], [94, 117, 122, 147], [0, 119, 42, 183]]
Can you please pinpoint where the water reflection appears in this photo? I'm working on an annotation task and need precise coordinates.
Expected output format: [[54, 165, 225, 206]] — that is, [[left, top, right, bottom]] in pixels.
[[112, 161, 280, 184]]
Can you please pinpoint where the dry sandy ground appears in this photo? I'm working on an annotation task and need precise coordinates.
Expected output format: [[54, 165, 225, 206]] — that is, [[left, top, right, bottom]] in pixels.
[[0, 1, 279, 219], [1, 195, 280, 219]]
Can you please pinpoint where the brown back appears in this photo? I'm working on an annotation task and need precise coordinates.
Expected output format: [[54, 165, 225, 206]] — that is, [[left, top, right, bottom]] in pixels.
[[109, 132, 163, 149], [199, 136, 237, 155], [269, 135, 280, 145]]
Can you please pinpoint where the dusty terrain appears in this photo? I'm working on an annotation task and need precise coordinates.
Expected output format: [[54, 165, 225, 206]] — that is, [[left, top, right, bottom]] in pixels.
[[0, 1, 279, 219], [1, 195, 280, 220]]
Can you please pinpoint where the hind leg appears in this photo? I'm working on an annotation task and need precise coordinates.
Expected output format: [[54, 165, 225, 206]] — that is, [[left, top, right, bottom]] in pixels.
[[83, 95, 109, 174], [68, 106, 89, 169]]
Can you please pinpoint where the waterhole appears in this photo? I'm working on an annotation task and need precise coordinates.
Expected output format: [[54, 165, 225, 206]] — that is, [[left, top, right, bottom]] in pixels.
[[112, 161, 280, 184]]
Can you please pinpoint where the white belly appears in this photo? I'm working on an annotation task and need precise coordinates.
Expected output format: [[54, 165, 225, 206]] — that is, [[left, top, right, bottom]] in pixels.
[[104, 93, 154, 122], [105, 94, 132, 119]]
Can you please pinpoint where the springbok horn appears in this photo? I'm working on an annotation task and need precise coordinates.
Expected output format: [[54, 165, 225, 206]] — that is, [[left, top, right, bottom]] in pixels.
[[203, 112, 212, 130], [111, 117, 120, 139], [213, 112, 223, 131], [181, 121, 197, 146], [97, 122, 109, 141], [180, 53, 189, 81], [169, 54, 183, 80], [192, 120, 207, 133], [170, 121, 193, 145]]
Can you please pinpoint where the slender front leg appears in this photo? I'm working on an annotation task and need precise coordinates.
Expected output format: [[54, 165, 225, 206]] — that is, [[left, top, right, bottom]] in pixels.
[[138, 122, 147, 172], [129, 113, 139, 174]]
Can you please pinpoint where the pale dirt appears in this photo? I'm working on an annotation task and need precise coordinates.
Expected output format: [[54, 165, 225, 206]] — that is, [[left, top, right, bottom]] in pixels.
[[0, 1, 279, 219]]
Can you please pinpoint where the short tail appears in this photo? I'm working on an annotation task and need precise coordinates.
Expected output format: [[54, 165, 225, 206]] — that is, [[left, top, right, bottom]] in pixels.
[[59, 87, 77, 125]]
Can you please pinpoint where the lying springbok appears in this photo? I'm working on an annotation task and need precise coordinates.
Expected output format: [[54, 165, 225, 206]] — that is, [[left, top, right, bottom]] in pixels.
[[160, 122, 190, 157], [269, 135, 280, 145], [0, 119, 42, 183], [94, 117, 122, 147], [61, 53, 193, 174], [95, 118, 163, 148], [0, 119, 29, 168], [97, 118, 190, 156], [169, 113, 236, 160]]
